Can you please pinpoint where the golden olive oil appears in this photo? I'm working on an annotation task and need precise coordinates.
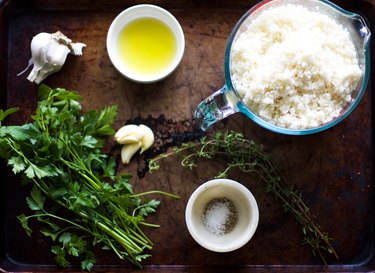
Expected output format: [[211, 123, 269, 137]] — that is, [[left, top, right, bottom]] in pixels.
[[117, 17, 177, 77]]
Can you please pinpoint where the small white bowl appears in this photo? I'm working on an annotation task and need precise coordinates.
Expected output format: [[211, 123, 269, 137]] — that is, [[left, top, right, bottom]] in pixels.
[[106, 4, 185, 83], [185, 178, 259, 252]]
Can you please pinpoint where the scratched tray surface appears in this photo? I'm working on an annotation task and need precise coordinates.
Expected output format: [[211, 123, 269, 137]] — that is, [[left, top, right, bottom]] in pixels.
[[0, 0, 374, 272]]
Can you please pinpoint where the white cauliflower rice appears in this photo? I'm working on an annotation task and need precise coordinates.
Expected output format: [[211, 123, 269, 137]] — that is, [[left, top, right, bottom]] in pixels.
[[231, 4, 362, 129]]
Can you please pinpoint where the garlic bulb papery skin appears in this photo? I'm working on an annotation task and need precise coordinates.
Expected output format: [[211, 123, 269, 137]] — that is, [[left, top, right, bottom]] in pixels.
[[18, 31, 86, 84]]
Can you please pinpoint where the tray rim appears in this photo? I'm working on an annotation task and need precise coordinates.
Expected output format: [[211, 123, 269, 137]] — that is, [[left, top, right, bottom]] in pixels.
[[0, 0, 375, 272]]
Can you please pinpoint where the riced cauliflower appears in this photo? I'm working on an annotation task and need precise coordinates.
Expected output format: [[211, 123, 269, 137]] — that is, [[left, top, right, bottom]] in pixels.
[[231, 4, 362, 129]]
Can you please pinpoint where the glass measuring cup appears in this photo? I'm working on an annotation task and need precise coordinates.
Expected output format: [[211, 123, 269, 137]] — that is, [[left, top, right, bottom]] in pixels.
[[194, 0, 371, 135]]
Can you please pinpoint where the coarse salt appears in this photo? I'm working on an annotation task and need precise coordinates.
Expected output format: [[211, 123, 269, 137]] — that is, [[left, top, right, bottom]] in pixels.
[[202, 197, 237, 236]]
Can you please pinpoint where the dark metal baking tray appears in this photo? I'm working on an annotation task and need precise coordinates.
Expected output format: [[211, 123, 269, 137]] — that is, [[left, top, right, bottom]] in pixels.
[[0, 0, 374, 272]]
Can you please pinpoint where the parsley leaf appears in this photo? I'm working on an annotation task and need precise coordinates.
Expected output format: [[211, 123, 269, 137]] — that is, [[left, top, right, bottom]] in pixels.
[[7, 156, 26, 173], [0, 107, 18, 123], [26, 186, 45, 211]]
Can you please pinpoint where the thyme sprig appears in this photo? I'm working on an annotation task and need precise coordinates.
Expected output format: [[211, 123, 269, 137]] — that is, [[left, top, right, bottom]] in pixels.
[[149, 130, 338, 264]]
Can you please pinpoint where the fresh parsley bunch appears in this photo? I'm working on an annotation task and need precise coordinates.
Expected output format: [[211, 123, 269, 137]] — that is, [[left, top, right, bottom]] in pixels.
[[0, 85, 175, 270]]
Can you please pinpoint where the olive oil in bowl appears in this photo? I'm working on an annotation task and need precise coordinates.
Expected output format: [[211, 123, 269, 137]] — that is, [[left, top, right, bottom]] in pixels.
[[117, 17, 177, 78], [107, 4, 185, 83]]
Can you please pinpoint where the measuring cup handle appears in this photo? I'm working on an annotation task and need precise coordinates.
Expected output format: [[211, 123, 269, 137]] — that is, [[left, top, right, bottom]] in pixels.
[[194, 86, 239, 131]]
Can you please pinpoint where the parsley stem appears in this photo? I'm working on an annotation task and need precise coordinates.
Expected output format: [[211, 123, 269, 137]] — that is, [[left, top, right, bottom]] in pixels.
[[128, 227, 152, 245], [131, 190, 180, 199]]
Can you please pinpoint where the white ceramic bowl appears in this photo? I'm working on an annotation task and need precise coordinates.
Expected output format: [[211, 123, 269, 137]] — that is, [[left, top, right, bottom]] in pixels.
[[106, 4, 185, 83], [185, 178, 259, 252]]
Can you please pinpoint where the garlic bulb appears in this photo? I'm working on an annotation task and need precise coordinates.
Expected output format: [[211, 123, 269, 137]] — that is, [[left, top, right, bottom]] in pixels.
[[18, 31, 86, 84]]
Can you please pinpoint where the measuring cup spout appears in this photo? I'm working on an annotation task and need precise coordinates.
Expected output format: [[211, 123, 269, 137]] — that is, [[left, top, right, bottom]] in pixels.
[[194, 86, 239, 131]]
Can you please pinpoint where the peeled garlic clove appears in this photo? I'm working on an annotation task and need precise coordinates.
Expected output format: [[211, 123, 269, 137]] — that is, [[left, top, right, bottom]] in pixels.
[[121, 142, 141, 164], [139, 124, 154, 154], [119, 135, 141, 144], [114, 124, 145, 144]]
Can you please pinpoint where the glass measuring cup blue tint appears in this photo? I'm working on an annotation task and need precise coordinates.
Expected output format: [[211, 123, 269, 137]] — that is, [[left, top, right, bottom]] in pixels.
[[194, 0, 371, 135]]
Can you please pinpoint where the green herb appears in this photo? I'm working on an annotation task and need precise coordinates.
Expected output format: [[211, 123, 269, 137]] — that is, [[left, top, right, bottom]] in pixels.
[[149, 130, 338, 264], [0, 85, 178, 271]]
